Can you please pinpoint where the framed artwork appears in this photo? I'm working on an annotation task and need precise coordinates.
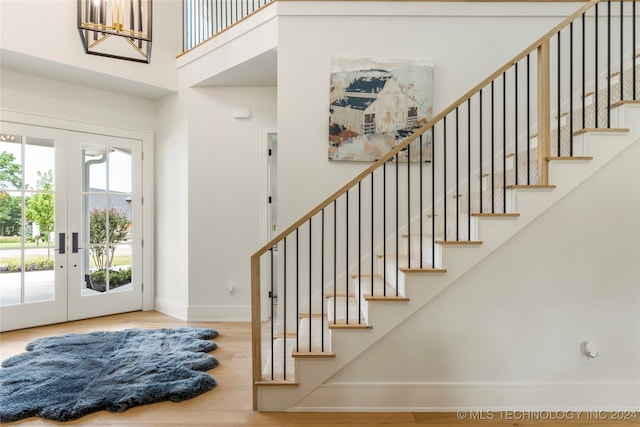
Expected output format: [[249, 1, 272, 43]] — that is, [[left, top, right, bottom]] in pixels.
[[328, 57, 433, 162]]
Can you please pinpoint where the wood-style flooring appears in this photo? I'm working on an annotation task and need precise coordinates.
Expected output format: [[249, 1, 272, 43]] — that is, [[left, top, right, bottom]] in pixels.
[[0, 311, 637, 426]]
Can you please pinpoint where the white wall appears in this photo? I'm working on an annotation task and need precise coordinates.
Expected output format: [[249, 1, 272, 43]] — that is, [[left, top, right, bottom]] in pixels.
[[299, 140, 640, 410], [167, 1, 596, 321], [275, 1, 583, 229], [153, 92, 191, 318], [0, 0, 181, 99], [186, 86, 277, 321], [0, 70, 156, 130]]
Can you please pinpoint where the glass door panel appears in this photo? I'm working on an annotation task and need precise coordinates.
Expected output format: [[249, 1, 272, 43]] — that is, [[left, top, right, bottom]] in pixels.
[[67, 132, 141, 320], [24, 138, 56, 304], [0, 124, 67, 331]]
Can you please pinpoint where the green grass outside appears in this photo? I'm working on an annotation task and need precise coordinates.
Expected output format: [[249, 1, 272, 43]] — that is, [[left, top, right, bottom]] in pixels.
[[0, 241, 52, 249], [0, 255, 132, 271]]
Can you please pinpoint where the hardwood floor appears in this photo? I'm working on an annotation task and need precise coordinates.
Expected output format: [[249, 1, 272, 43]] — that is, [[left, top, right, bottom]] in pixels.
[[1, 311, 637, 426]]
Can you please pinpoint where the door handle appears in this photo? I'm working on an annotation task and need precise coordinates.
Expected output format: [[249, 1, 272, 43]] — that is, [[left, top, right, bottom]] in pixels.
[[72, 232, 79, 253], [58, 233, 65, 254]]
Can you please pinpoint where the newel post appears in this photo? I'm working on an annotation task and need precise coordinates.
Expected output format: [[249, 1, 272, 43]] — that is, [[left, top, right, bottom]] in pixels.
[[537, 41, 551, 185], [250, 255, 262, 410]]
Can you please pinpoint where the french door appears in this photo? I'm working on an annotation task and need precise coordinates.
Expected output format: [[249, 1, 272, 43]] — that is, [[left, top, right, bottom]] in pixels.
[[0, 122, 143, 331]]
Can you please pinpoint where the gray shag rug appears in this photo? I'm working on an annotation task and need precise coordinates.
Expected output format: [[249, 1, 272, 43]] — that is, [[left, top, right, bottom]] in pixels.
[[0, 327, 219, 423]]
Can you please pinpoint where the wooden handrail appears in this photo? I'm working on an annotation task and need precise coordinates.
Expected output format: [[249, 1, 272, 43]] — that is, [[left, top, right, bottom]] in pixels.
[[251, 0, 600, 259]]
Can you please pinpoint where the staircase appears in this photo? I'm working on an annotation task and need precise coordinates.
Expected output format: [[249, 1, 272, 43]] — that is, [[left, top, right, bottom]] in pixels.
[[251, 0, 640, 411]]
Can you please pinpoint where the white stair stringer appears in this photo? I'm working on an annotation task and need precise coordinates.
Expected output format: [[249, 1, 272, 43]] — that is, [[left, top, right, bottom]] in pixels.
[[256, 103, 640, 411]]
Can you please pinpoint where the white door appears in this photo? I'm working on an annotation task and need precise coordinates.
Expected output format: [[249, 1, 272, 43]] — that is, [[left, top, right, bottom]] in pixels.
[[0, 123, 143, 331], [0, 123, 68, 330], [66, 132, 142, 321]]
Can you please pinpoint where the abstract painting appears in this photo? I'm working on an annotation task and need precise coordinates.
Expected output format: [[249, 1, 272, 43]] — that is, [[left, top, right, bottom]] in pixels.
[[329, 57, 433, 162]]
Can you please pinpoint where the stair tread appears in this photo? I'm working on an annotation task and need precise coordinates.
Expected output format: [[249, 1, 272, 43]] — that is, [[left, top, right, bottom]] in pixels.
[[401, 267, 447, 273], [292, 351, 335, 358], [256, 378, 299, 386], [328, 321, 372, 329], [573, 127, 629, 136], [546, 156, 593, 161], [507, 184, 556, 189], [364, 295, 409, 301], [435, 240, 483, 245], [472, 212, 520, 217]]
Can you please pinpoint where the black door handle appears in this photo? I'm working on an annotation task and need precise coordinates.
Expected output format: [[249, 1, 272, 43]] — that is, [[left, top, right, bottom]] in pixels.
[[58, 233, 65, 254], [72, 232, 79, 253]]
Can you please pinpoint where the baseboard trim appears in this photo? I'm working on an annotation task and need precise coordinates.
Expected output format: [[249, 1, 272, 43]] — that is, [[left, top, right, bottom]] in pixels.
[[187, 305, 251, 322], [153, 296, 189, 321], [292, 381, 640, 411]]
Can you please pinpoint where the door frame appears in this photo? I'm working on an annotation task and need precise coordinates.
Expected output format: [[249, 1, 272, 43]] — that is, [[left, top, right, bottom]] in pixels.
[[259, 127, 277, 322], [1, 110, 154, 313]]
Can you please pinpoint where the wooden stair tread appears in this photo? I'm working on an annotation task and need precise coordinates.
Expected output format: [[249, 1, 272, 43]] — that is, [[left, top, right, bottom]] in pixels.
[[292, 351, 335, 358], [573, 127, 629, 136], [274, 332, 297, 339], [472, 212, 520, 217], [403, 233, 481, 245], [325, 292, 352, 298], [400, 267, 447, 273], [364, 295, 409, 302], [435, 240, 483, 245], [612, 100, 640, 108], [256, 379, 299, 386], [328, 322, 372, 330], [546, 156, 593, 161], [507, 184, 556, 189], [298, 313, 325, 319]]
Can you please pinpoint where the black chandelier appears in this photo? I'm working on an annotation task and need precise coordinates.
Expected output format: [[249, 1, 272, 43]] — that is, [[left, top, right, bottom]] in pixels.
[[78, 0, 152, 63]]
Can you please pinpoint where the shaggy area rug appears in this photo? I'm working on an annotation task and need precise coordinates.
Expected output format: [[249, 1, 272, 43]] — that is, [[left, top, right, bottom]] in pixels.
[[0, 327, 219, 423]]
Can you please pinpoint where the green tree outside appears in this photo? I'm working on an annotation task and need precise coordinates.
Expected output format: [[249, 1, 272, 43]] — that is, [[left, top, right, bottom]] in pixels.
[[25, 170, 54, 251], [0, 151, 22, 189], [89, 208, 130, 271], [0, 152, 23, 236]]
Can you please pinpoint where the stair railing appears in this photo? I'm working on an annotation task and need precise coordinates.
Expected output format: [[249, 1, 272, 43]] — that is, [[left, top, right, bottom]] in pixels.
[[251, 0, 638, 408], [182, 0, 274, 51]]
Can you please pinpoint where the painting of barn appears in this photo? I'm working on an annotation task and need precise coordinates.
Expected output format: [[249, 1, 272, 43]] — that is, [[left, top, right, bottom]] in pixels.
[[329, 57, 433, 162]]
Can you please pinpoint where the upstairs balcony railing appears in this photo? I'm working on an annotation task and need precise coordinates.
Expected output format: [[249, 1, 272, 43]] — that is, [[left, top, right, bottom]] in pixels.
[[183, 0, 273, 51], [250, 0, 638, 408]]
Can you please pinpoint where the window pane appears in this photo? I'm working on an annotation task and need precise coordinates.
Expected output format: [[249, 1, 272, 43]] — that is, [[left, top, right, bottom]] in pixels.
[[0, 190, 22, 238], [0, 135, 23, 191], [24, 137, 54, 191], [85, 195, 108, 247], [109, 147, 132, 193], [24, 245, 54, 304], [84, 144, 107, 192], [109, 244, 132, 294], [0, 197, 22, 306]]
